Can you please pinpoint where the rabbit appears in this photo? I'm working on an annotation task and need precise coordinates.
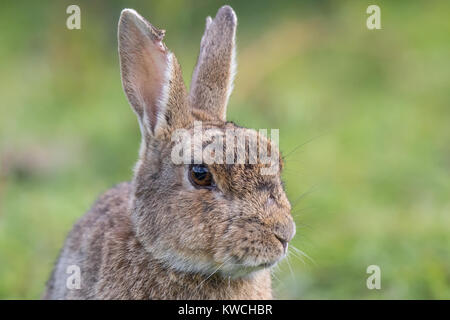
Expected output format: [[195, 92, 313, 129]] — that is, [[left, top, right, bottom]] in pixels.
[[44, 5, 295, 300]]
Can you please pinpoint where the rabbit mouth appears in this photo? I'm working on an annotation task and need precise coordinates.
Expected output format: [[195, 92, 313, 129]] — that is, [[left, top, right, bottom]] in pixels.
[[212, 235, 291, 278], [250, 259, 282, 271], [219, 261, 277, 279], [217, 255, 282, 279], [258, 261, 277, 268]]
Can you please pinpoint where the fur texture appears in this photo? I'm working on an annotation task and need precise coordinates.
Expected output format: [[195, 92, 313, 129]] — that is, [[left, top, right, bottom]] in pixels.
[[44, 6, 295, 300]]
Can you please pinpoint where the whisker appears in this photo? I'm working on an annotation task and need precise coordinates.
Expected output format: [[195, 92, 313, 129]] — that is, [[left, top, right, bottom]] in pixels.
[[290, 186, 317, 208], [282, 133, 325, 159], [193, 257, 232, 297], [285, 252, 296, 281], [290, 245, 316, 266], [291, 207, 312, 219], [289, 247, 306, 265], [270, 269, 282, 283], [292, 222, 314, 231]]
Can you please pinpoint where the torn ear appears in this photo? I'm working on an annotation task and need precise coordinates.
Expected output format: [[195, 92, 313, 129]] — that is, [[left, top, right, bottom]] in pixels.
[[190, 5, 237, 121], [118, 9, 189, 136]]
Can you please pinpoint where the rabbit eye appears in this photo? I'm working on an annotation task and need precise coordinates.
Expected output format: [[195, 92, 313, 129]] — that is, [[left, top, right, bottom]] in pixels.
[[189, 165, 214, 188]]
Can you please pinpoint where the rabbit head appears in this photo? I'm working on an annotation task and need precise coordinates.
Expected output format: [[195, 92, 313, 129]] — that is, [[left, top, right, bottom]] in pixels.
[[118, 6, 295, 279]]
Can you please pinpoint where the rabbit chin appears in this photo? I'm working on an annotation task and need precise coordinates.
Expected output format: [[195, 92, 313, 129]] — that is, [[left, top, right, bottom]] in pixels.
[[218, 261, 278, 280], [154, 248, 281, 280]]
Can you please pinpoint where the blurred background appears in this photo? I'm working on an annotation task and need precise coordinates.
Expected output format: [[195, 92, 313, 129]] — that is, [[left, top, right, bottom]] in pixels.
[[0, 0, 449, 299]]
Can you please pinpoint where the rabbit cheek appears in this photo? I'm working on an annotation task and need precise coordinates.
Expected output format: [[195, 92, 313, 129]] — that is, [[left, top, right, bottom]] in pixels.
[[214, 197, 294, 277], [209, 218, 268, 276], [157, 191, 223, 273]]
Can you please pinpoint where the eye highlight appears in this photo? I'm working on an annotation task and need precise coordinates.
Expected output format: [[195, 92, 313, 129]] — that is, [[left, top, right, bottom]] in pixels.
[[189, 164, 214, 188]]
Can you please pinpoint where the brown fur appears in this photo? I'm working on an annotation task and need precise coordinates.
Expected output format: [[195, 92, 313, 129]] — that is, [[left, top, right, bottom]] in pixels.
[[190, 6, 237, 121], [44, 6, 295, 300]]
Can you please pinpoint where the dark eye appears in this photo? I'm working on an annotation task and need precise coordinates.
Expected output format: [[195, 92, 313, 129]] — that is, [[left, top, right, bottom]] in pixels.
[[189, 164, 214, 188]]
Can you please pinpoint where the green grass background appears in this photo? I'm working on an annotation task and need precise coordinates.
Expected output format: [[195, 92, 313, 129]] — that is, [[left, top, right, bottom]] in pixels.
[[0, 0, 449, 299]]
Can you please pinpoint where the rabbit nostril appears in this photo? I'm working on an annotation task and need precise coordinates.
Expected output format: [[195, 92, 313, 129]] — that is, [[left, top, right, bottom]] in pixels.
[[275, 235, 288, 253]]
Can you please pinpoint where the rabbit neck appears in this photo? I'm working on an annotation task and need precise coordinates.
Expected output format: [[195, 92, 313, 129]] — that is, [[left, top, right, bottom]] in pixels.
[[144, 257, 273, 299], [100, 209, 273, 299]]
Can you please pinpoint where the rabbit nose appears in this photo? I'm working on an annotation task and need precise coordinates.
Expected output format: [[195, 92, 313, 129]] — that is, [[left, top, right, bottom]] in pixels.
[[273, 216, 296, 244], [275, 235, 288, 254], [265, 194, 296, 244]]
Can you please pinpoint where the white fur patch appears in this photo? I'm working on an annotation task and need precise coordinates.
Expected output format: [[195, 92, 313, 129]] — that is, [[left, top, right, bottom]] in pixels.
[[224, 35, 237, 120], [153, 52, 174, 134]]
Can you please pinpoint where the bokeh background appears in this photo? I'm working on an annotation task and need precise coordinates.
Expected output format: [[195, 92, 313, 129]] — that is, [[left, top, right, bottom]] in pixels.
[[0, 0, 449, 299]]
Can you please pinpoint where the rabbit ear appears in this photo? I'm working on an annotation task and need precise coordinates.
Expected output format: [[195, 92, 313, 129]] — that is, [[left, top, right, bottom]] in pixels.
[[118, 9, 189, 137], [189, 5, 237, 121]]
